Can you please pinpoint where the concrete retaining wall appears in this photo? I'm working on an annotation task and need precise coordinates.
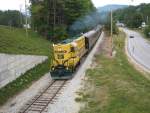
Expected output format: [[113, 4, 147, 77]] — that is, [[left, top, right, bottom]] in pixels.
[[0, 54, 48, 88]]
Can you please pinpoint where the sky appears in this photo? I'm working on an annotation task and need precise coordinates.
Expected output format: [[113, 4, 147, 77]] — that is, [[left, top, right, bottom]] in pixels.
[[92, 0, 150, 7], [0, 0, 30, 11], [0, 0, 150, 11]]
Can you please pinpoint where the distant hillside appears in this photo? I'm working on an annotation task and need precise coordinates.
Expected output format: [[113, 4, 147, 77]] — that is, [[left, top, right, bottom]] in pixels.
[[0, 26, 51, 56], [98, 4, 128, 12], [97, 4, 128, 23]]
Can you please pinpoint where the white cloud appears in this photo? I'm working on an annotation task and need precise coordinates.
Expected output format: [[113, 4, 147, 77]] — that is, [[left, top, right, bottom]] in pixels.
[[0, 0, 30, 11], [92, 0, 150, 7]]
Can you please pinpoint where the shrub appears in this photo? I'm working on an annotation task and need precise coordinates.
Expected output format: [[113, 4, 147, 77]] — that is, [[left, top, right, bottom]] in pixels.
[[144, 25, 150, 38], [104, 20, 119, 35]]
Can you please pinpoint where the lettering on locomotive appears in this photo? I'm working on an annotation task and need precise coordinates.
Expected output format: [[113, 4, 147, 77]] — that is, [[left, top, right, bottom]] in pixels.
[[54, 50, 67, 53]]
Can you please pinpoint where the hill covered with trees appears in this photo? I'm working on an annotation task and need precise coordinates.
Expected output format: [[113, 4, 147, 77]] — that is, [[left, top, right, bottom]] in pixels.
[[98, 4, 128, 12]]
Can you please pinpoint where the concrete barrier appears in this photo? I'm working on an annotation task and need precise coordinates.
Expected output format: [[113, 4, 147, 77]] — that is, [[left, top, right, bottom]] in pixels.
[[0, 54, 48, 88]]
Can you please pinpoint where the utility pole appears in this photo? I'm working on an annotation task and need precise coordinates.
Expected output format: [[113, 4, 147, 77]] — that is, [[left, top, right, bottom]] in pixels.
[[147, 16, 149, 24], [49, 0, 56, 40], [49, 0, 64, 40], [111, 10, 113, 37], [19, 5, 23, 27], [110, 10, 113, 56], [25, 0, 28, 38]]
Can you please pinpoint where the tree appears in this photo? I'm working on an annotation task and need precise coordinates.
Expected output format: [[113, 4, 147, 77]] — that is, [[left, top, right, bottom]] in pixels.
[[113, 4, 150, 28], [144, 24, 150, 38], [105, 13, 119, 35], [64, 0, 95, 26], [126, 13, 143, 28], [0, 10, 24, 28]]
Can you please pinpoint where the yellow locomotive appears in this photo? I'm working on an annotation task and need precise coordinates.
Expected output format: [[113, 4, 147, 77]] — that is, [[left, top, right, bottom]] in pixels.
[[50, 26, 102, 79]]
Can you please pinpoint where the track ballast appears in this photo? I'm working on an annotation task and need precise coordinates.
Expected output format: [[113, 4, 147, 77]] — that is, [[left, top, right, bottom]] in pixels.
[[19, 80, 67, 113]]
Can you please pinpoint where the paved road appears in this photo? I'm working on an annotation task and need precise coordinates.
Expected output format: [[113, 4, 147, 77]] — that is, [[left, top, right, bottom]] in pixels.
[[123, 28, 150, 71]]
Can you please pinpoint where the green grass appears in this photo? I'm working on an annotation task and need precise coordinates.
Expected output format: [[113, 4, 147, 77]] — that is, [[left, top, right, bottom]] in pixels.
[[0, 25, 51, 56], [78, 32, 150, 113], [0, 59, 50, 106]]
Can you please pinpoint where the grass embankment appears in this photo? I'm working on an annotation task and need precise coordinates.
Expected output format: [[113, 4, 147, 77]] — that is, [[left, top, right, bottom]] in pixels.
[[77, 32, 150, 113], [0, 25, 51, 55], [0, 26, 52, 106]]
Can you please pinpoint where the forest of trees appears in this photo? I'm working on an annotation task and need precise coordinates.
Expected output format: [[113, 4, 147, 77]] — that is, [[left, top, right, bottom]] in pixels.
[[114, 3, 150, 37], [114, 3, 150, 27], [30, 0, 99, 41], [0, 10, 24, 28]]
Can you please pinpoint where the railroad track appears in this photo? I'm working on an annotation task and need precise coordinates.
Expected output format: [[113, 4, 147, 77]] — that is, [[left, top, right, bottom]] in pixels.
[[19, 80, 67, 113]]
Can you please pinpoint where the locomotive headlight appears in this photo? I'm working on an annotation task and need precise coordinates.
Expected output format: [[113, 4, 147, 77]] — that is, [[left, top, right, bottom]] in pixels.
[[71, 42, 77, 47], [66, 67, 69, 70], [52, 67, 55, 70]]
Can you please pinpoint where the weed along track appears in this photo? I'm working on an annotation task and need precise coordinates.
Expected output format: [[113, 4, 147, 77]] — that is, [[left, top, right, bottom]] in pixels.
[[19, 80, 67, 113]]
